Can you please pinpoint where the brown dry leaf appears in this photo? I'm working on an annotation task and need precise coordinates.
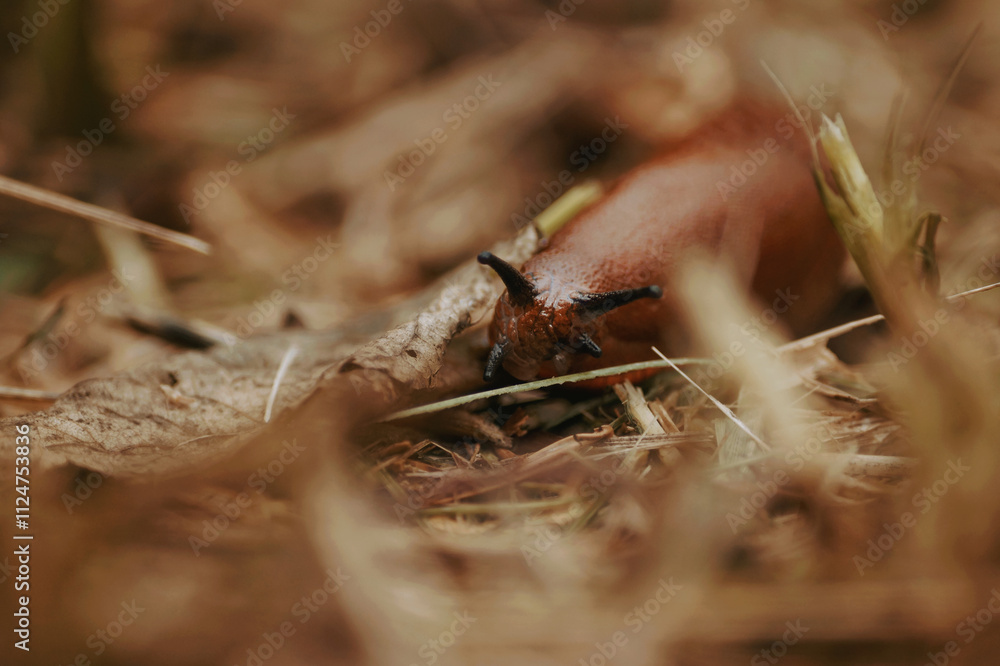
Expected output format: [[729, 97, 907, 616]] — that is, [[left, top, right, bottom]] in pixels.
[[2, 229, 537, 479], [2, 331, 355, 478]]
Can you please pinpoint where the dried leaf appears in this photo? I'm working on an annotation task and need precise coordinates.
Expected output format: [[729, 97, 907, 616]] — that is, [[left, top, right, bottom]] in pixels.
[[2, 331, 357, 477]]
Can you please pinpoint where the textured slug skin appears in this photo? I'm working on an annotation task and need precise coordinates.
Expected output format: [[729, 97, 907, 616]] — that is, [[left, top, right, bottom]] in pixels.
[[486, 103, 845, 384]]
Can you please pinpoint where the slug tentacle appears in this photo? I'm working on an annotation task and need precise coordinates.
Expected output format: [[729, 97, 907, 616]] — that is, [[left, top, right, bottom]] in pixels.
[[477, 252, 536, 306], [572, 285, 663, 318], [483, 340, 508, 381], [575, 333, 603, 358]]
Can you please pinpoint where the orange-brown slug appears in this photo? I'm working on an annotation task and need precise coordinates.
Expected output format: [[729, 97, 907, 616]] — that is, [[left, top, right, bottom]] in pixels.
[[480, 103, 845, 383]]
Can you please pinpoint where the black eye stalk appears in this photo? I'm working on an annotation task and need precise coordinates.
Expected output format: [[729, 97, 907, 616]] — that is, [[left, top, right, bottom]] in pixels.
[[576, 333, 603, 358], [483, 340, 508, 382], [572, 285, 663, 316], [477, 252, 536, 306]]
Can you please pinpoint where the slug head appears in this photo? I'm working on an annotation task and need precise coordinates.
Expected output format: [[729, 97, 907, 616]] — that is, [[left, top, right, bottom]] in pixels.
[[478, 252, 662, 381]]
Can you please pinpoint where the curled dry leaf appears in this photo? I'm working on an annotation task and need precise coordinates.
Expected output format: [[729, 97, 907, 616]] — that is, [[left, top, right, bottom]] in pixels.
[[1, 331, 357, 478], [1, 227, 538, 479]]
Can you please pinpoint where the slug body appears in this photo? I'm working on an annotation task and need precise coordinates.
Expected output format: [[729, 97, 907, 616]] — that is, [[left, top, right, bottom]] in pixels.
[[480, 104, 844, 383]]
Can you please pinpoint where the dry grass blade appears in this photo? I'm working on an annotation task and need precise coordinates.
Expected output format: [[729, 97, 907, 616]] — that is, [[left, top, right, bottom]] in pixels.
[[0, 385, 61, 402], [613, 381, 664, 436], [780, 281, 1000, 353], [652, 347, 772, 453], [381, 357, 709, 420], [0, 174, 212, 255], [613, 380, 683, 469], [407, 427, 615, 507], [534, 180, 604, 238]]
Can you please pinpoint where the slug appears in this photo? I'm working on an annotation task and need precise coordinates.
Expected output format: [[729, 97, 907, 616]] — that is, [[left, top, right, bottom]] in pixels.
[[478, 102, 845, 383]]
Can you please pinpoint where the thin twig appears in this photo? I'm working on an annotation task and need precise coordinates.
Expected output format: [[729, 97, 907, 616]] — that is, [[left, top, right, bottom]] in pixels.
[[651, 347, 771, 453], [0, 386, 61, 402], [0, 174, 211, 255], [779, 314, 885, 353]]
